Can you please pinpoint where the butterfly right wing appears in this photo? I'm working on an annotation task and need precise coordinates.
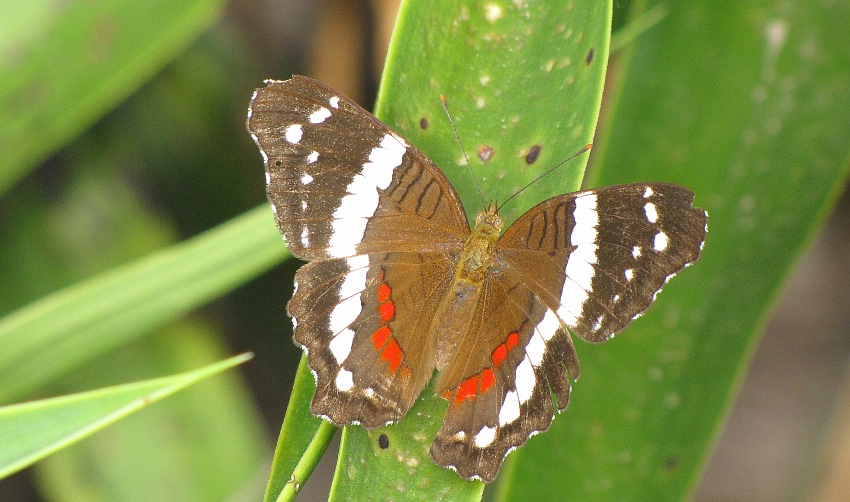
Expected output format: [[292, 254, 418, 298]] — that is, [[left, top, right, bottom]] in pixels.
[[248, 76, 471, 427], [498, 182, 707, 343]]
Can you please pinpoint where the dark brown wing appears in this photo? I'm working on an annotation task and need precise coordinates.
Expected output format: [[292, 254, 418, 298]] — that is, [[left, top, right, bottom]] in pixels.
[[430, 265, 578, 482], [430, 182, 706, 481], [248, 76, 471, 426], [498, 182, 706, 342]]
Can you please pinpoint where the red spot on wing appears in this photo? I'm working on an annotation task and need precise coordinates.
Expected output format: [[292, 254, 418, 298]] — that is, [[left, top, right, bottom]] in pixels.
[[506, 331, 520, 351], [379, 300, 395, 323], [480, 369, 496, 393], [372, 326, 391, 349], [377, 283, 391, 303], [456, 375, 479, 404], [381, 338, 403, 373], [445, 328, 526, 406], [492, 344, 508, 367]]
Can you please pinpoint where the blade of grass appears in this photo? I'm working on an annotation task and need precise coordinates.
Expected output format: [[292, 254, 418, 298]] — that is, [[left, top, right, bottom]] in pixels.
[[0, 352, 252, 478], [0, 0, 227, 195], [0, 205, 285, 403]]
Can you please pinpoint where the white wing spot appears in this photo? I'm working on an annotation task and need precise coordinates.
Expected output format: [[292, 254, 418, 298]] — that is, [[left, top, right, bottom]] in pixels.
[[473, 425, 497, 447], [654, 231, 669, 251], [329, 96, 340, 108], [525, 331, 546, 366], [285, 124, 303, 144], [328, 135, 406, 257], [264, 171, 271, 186], [364, 387, 376, 398], [329, 328, 354, 364], [301, 173, 314, 185], [644, 186, 654, 199], [309, 107, 331, 124], [498, 391, 521, 426], [301, 200, 308, 211], [335, 369, 354, 391], [300, 226, 310, 247], [624, 269, 634, 281], [328, 256, 369, 338], [515, 359, 536, 403], [632, 246, 642, 258], [644, 202, 659, 223], [307, 150, 319, 163]]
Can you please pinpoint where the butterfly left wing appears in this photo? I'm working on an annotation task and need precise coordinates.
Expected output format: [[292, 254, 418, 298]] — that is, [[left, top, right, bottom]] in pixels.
[[248, 76, 474, 427], [431, 182, 706, 481]]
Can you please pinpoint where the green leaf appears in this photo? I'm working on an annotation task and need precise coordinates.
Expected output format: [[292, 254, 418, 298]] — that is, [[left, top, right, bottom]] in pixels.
[[0, 205, 284, 403], [0, 0, 226, 195], [498, 0, 850, 500], [0, 352, 252, 479], [314, 0, 609, 500]]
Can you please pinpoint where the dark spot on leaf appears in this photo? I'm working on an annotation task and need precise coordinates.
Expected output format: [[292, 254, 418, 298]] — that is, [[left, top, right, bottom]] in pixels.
[[478, 145, 494, 161], [585, 47, 595, 65], [420, 117, 429, 129], [664, 454, 679, 471], [378, 433, 389, 449], [525, 145, 542, 164]]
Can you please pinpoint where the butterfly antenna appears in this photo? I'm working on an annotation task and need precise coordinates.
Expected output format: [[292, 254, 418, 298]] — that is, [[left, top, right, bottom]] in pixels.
[[498, 143, 593, 212], [441, 95, 487, 211]]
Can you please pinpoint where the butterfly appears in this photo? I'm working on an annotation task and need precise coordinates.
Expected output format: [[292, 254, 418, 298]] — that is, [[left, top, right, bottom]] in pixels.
[[247, 76, 706, 482]]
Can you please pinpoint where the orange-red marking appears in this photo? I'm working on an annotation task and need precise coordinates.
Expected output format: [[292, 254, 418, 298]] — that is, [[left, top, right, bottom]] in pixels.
[[445, 330, 524, 406], [377, 283, 391, 303], [381, 338, 403, 373], [372, 326, 391, 349], [371, 278, 405, 374], [379, 300, 395, 323]]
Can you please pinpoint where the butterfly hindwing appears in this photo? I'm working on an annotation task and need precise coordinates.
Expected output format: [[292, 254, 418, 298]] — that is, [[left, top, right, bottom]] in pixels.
[[289, 251, 455, 427], [431, 266, 578, 482]]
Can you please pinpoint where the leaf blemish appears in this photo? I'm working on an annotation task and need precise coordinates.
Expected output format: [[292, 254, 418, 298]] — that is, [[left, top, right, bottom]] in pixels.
[[585, 47, 595, 65], [484, 4, 503, 23], [525, 145, 542, 164], [478, 145, 494, 161], [419, 117, 429, 129]]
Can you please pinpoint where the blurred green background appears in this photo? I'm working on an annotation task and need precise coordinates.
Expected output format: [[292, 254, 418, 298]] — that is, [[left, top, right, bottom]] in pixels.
[[1, 0, 849, 500]]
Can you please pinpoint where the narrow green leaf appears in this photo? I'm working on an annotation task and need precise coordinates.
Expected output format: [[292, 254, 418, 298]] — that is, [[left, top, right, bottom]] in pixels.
[[0, 352, 252, 479], [0, 206, 285, 403], [0, 0, 226, 195], [265, 356, 334, 502]]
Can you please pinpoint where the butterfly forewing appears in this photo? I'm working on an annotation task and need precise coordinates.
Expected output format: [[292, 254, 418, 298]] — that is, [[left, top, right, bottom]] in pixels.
[[248, 76, 469, 260], [498, 182, 707, 342], [248, 76, 470, 427]]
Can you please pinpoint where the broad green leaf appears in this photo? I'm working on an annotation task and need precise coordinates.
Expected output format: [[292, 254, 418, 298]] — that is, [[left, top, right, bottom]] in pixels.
[[0, 205, 284, 403], [0, 352, 252, 479], [299, 1, 609, 500], [499, 0, 850, 500], [0, 0, 226, 195]]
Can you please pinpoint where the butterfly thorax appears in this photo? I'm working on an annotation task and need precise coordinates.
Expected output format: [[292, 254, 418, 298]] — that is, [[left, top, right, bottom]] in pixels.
[[456, 203, 503, 283], [432, 204, 504, 377]]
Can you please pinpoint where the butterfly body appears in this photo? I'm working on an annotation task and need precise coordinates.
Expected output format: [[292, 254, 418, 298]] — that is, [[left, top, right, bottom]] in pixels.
[[247, 76, 707, 482]]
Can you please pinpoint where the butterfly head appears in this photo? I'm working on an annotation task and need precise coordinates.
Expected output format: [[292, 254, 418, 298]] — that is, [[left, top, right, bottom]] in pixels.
[[474, 203, 503, 237]]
